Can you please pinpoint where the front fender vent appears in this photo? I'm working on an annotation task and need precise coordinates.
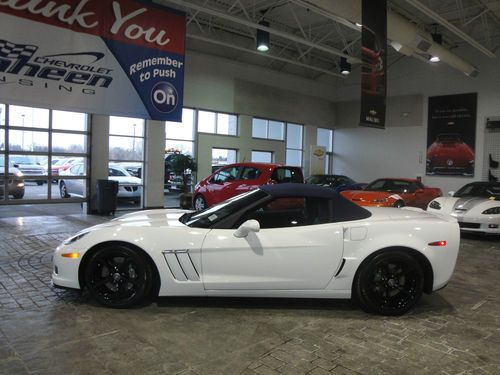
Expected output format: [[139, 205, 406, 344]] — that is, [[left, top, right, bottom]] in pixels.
[[162, 250, 200, 281]]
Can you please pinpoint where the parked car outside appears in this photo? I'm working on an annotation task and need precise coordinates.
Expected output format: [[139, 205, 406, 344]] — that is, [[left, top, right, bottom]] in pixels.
[[51, 157, 83, 179], [427, 181, 500, 235], [306, 174, 367, 192], [341, 178, 442, 209], [7, 155, 45, 185], [193, 162, 304, 210], [59, 163, 142, 202], [53, 183, 460, 315], [0, 165, 25, 199], [426, 134, 474, 176]]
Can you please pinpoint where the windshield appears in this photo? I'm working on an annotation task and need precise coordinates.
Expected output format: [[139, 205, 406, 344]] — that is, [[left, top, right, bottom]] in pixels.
[[455, 184, 500, 199], [365, 179, 416, 193], [181, 189, 268, 228]]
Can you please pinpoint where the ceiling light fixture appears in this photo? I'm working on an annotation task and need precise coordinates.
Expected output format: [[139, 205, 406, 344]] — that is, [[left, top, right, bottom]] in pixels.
[[429, 30, 442, 63], [339, 56, 351, 75], [256, 21, 270, 52]]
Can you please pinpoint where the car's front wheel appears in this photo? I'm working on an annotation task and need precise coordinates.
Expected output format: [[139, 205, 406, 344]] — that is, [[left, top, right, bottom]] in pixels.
[[393, 200, 405, 208], [354, 250, 424, 315], [84, 245, 153, 308], [59, 181, 70, 198], [194, 194, 207, 211]]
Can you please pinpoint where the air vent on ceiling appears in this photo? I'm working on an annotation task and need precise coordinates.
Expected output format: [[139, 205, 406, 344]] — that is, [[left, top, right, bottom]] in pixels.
[[414, 35, 432, 52]]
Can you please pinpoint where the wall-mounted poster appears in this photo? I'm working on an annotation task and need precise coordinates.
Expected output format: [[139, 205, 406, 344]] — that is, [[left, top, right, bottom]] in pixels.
[[426, 93, 477, 177], [0, 1, 186, 122]]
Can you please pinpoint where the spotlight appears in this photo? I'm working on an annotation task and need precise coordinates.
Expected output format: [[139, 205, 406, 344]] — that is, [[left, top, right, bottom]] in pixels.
[[339, 56, 351, 75], [256, 21, 270, 52], [429, 32, 442, 63]]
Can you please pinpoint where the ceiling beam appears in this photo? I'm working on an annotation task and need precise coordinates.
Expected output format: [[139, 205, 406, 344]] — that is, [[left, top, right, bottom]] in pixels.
[[404, 0, 496, 58], [162, 0, 361, 63], [187, 33, 346, 78]]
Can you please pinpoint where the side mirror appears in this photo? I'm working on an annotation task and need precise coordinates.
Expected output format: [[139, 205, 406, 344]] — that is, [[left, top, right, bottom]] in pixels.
[[448, 191, 455, 197], [234, 219, 260, 238]]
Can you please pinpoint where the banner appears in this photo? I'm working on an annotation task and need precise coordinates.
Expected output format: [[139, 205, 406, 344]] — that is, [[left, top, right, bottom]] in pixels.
[[426, 93, 477, 177], [360, 0, 387, 129], [0, 0, 186, 121]]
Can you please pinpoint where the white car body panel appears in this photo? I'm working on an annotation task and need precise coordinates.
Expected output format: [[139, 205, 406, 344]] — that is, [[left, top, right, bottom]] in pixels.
[[427, 196, 500, 234], [53, 205, 460, 300]]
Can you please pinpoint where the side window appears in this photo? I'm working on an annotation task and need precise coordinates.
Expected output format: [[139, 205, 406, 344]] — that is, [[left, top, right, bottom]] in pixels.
[[211, 166, 240, 183], [241, 167, 262, 180], [239, 197, 334, 229], [271, 167, 303, 183]]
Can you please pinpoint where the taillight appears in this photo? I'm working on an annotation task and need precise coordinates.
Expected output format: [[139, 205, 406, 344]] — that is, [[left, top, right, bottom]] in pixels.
[[428, 241, 446, 247]]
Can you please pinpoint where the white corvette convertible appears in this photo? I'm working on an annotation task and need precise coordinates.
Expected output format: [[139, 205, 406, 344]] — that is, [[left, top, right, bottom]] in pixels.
[[53, 184, 460, 315], [427, 182, 500, 234]]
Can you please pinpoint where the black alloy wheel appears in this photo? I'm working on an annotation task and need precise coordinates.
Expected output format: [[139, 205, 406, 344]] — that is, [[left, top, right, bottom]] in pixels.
[[355, 250, 424, 315], [194, 194, 207, 211], [84, 246, 153, 308], [59, 181, 70, 198]]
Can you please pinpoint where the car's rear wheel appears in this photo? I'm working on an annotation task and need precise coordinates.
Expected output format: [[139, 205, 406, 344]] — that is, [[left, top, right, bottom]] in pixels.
[[393, 200, 405, 208], [194, 194, 207, 211], [84, 245, 153, 308], [354, 250, 424, 315], [36, 181, 43, 186], [12, 189, 25, 199], [59, 181, 70, 198]]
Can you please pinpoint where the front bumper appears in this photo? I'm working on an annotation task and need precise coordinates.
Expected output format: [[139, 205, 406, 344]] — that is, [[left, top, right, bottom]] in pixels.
[[52, 245, 83, 290]]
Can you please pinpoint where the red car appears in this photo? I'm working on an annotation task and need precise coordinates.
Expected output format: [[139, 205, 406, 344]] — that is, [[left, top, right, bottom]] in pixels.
[[341, 178, 442, 209], [193, 162, 304, 210], [426, 134, 474, 176]]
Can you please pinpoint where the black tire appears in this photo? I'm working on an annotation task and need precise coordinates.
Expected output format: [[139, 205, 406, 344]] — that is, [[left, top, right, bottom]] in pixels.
[[36, 181, 44, 186], [84, 245, 153, 308], [393, 200, 405, 208], [354, 250, 424, 315], [12, 189, 25, 199], [194, 194, 207, 211], [59, 181, 70, 198]]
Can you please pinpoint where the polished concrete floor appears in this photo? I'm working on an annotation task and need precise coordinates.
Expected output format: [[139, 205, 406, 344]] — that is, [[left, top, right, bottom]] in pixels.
[[0, 211, 499, 375]]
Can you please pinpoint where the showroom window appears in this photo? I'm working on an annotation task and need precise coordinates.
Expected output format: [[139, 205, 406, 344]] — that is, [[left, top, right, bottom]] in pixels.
[[198, 110, 238, 136], [252, 118, 285, 140], [212, 148, 237, 171], [317, 128, 333, 173], [165, 108, 195, 156], [0, 104, 89, 203], [286, 123, 303, 167], [109, 116, 145, 210], [252, 150, 273, 163]]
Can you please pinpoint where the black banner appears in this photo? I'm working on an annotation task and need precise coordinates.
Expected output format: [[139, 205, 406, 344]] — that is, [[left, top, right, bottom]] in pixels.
[[360, 0, 387, 129], [426, 93, 477, 177]]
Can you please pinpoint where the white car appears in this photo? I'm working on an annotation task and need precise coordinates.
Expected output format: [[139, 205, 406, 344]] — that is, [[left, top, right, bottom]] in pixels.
[[52, 184, 460, 315], [59, 163, 142, 202], [427, 182, 500, 234]]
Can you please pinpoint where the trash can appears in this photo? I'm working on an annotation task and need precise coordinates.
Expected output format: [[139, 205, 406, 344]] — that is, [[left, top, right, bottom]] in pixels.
[[96, 179, 118, 215]]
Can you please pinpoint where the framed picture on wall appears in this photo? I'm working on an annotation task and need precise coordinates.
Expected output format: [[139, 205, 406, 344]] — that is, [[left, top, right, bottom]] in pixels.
[[426, 93, 477, 177]]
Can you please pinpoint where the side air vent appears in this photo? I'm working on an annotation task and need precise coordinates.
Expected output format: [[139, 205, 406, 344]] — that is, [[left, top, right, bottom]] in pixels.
[[163, 250, 200, 281]]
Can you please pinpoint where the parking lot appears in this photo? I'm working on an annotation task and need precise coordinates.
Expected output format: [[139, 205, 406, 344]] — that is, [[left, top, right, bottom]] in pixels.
[[0, 211, 498, 374]]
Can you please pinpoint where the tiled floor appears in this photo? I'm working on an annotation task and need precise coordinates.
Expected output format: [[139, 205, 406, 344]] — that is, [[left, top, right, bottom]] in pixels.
[[0, 212, 499, 374]]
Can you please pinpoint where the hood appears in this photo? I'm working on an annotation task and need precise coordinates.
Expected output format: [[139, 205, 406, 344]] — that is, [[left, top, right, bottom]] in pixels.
[[110, 176, 142, 185], [90, 209, 191, 230], [453, 197, 491, 211]]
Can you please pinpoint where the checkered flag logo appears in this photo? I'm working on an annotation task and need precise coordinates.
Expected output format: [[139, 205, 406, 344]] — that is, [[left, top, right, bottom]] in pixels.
[[0, 40, 37, 59]]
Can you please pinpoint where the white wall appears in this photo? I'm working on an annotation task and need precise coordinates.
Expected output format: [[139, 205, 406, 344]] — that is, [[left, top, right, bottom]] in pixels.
[[332, 46, 500, 194]]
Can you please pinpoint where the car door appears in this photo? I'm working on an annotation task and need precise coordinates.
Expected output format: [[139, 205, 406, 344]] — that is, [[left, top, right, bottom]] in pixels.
[[201, 196, 344, 290], [207, 165, 242, 203]]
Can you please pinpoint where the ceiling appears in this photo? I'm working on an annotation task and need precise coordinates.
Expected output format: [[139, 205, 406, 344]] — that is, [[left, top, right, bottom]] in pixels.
[[156, 0, 500, 84]]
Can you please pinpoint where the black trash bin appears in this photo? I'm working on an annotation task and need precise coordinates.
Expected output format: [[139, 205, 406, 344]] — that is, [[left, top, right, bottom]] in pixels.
[[96, 179, 118, 215]]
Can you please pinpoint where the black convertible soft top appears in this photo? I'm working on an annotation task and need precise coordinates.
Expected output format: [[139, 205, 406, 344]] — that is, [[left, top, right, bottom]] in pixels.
[[260, 183, 372, 222]]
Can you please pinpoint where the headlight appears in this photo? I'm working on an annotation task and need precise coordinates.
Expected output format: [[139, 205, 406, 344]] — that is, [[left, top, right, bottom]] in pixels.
[[194, 182, 200, 190], [371, 198, 387, 203], [482, 207, 500, 215], [15, 171, 24, 177], [63, 231, 89, 245], [429, 201, 441, 210]]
